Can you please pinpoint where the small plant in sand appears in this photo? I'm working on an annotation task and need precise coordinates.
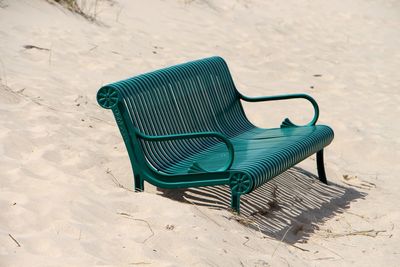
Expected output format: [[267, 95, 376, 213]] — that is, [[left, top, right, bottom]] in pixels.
[[46, 0, 97, 21], [0, 0, 8, 8]]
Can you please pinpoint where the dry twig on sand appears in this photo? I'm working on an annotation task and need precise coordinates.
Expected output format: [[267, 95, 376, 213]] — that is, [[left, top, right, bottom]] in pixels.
[[272, 225, 293, 257], [319, 228, 387, 239], [186, 198, 222, 227], [249, 184, 280, 217], [342, 174, 376, 190], [23, 45, 51, 51], [117, 212, 154, 243], [8, 234, 21, 247], [106, 168, 134, 192], [329, 229, 386, 238], [225, 214, 255, 227]]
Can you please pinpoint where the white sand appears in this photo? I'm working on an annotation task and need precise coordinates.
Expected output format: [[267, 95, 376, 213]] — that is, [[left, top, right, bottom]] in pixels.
[[1, 0, 399, 266]]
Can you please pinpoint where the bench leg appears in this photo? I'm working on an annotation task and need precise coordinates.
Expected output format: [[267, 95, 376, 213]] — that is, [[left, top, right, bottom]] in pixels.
[[316, 149, 328, 184], [231, 193, 241, 213], [134, 174, 144, 192]]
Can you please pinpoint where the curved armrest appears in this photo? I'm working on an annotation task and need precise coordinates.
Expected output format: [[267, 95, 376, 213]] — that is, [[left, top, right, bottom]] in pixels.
[[239, 93, 319, 127], [134, 129, 235, 172]]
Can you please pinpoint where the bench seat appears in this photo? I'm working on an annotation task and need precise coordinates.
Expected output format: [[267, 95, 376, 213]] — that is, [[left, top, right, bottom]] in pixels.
[[166, 125, 334, 190]]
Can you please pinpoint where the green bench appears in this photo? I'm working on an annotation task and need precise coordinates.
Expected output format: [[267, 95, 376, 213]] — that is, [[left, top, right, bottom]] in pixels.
[[97, 56, 334, 213]]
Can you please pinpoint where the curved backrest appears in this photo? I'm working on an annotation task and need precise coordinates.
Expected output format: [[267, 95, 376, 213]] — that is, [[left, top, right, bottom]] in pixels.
[[102, 57, 253, 172]]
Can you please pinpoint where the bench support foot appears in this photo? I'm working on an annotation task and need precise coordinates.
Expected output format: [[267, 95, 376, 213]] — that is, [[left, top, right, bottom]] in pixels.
[[316, 149, 328, 184], [231, 193, 241, 213], [229, 172, 253, 214], [134, 174, 144, 192]]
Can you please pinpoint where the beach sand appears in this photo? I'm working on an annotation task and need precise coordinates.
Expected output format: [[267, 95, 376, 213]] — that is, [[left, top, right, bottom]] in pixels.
[[1, 0, 399, 266]]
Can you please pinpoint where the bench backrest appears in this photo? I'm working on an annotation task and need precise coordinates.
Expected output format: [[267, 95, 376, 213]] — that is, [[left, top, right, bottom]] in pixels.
[[100, 57, 253, 172]]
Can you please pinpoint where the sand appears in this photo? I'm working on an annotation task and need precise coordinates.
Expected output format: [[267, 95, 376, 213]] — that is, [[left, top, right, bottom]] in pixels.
[[0, 0, 399, 266]]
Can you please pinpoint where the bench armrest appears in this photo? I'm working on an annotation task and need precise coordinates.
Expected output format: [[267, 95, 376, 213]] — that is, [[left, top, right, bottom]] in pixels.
[[239, 93, 319, 127], [134, 129, 235, 172]]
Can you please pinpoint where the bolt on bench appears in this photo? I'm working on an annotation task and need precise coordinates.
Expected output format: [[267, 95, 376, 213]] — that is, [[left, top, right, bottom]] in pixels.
[[97, 56, 334, 213]]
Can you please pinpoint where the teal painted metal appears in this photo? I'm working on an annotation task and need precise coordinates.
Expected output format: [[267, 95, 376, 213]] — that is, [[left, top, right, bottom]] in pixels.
[[97, 56, 334, 213]]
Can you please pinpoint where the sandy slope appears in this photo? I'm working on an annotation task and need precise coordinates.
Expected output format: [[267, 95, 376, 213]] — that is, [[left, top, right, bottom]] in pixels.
[[0, 0, 399, 266]]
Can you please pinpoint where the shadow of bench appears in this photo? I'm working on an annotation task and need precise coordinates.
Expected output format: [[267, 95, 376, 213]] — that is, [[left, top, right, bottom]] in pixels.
[[157, 167, 365, 244]]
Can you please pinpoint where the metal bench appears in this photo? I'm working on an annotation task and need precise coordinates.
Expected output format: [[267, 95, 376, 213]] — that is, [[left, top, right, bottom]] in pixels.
[[97, 56, 334, 213]]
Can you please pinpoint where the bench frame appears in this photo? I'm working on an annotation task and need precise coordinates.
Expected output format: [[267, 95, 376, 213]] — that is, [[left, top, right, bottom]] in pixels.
[[97, 60, 330, 213]]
